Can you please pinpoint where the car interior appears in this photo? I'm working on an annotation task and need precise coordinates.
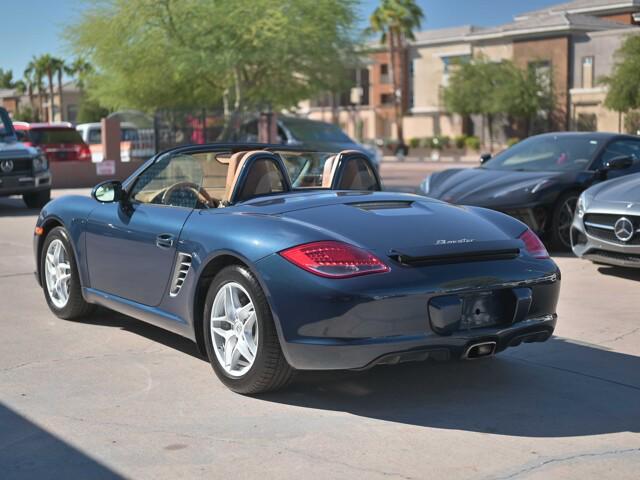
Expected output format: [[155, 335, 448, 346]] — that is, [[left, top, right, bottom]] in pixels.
[[128, 148, 381, 210]]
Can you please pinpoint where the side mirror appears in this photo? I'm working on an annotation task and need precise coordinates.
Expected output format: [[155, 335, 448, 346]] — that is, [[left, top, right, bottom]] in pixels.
[[92, 180, 123, 203], [604, 155, 633, 171], [480, 153, 492, 164]]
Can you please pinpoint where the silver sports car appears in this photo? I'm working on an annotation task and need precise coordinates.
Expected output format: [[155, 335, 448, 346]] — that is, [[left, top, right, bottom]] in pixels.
[[572, 172, 640, 267]]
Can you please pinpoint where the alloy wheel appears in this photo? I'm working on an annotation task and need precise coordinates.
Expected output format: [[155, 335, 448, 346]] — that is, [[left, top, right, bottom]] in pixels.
[[210, 282, 258, 377], [44, 239, 71, 308]]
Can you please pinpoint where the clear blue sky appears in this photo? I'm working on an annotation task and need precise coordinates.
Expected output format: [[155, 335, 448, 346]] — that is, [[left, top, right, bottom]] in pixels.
[[3, 0, 562, 80]]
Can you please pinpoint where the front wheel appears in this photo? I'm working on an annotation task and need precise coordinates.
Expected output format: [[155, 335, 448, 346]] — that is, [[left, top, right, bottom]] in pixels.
[[23, 189, 51, 209], [41, 227, 95, 319], [203, 265, 294, 394], [549, 192, 579, 252]]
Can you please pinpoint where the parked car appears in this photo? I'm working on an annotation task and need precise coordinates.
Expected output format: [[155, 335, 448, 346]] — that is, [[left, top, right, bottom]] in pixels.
[[230, 116, 382, 170], [572, 171, 640, 268], [34, 144, 560, 394], [0, 108, 51, 208], [13, 122, 92, 163], [76, 122, 156, 161], [417, 132, 640, 250]]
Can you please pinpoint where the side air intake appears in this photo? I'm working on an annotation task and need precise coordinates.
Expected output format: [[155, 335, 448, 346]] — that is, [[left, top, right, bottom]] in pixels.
[[169, 253, 192, 297]]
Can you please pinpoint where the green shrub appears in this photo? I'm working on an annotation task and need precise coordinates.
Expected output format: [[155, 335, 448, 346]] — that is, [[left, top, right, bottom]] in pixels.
[[419, 137, 432, 148], [430, 137, 443, 150], [465, 136, 481, 151], [454, 135, 467, 149], [409, 137, 421, 149], [440, 136, 451, 149], [506, 137, 520, 148]]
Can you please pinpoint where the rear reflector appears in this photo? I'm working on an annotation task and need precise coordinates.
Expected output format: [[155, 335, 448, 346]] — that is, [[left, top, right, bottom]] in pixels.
[[519, 229, 549, 259], [280, 241, 389, 278]]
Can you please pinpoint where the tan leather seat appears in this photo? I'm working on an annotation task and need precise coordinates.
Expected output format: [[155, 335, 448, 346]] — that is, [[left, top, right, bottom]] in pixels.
[[321, 155, 337, 188], [321, 150, 377, 190], [223, 150, 287, 204]]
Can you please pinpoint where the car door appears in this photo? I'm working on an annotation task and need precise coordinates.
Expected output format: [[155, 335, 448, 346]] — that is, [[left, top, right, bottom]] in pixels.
[[596, 139, 640, 180], [85, 151, 206, 306]]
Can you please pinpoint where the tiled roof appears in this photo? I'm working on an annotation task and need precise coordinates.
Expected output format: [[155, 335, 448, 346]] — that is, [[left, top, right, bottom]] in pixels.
[[467, 12, 635, 40], [413, 25, 484, 45], [515, 0, 640, 20]]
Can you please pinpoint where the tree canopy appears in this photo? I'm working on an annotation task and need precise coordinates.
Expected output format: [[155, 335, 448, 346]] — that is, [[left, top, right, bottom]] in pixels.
[[603, 34, 640, 113], [66, 0, 360, 115], [443, 57, 554, 146]]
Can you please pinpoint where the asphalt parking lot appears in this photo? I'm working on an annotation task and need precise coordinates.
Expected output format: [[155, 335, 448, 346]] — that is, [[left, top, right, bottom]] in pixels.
[[1, 161, 639, 479]]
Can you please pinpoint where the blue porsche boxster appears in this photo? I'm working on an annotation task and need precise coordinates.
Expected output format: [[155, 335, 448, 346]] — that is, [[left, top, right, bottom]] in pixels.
[[34, 145, 560, 393]]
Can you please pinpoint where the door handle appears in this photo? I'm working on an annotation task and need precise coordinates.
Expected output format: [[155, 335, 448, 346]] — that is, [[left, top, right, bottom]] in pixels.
[[156, 233, 175, 249]]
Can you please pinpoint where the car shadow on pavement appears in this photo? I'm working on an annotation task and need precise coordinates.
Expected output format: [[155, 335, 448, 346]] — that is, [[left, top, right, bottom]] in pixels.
[[0, 402, 123, 479], [82, 308, 205, 360], [260, 337, 640, 438], [597, 265, 640, 281], [0, 197, 39, 217]]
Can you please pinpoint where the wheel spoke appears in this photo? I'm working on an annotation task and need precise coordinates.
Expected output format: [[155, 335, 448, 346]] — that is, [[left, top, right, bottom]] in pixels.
[[235, 337, 255, 363], [224, 336, 238, 368], [212, 315, 232, 325], [237, 302, 254, 322], [212, 326, 234, 340], [224, 284, 236, 316]]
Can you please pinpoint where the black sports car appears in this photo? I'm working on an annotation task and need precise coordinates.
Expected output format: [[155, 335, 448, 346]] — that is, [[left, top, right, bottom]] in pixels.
[[418, 132, 640, 250]]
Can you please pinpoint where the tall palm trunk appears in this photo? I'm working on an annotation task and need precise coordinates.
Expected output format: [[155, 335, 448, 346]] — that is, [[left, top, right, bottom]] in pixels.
[[387, 28, 404, 146], [46, 70, 55, 122], [57, 69, 64, 121]]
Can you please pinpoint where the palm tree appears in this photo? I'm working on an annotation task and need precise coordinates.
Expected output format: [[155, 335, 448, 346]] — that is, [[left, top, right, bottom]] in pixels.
[[65, 57, 93, 93], [51, 57, 66, 121], [24, 58, 45, 121], [369, 0, 424, 148], [34, 54, 57, 122]]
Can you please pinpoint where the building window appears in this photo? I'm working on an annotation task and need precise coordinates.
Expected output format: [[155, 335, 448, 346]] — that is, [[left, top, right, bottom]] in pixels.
[[380, 64, 390, 84], [380, 93, 394, 105], [529, 60, 552, 94], [582, 56, 594, 89]]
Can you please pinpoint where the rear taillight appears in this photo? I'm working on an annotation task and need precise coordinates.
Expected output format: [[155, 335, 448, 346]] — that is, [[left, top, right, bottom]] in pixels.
[[78, 144, 92, 161], [280, 241, 389, 278], [519, 229, 549, 259]]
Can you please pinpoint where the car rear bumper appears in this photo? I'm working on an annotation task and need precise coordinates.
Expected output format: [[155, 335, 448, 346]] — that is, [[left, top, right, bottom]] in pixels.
[[256, 254, 560, 370], [284, 314, 556, 370], [0, 173, 51, 197]]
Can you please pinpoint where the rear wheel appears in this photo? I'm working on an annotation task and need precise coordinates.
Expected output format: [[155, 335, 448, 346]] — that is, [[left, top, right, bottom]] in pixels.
[[41, 227, 95, 320], [203, 265, 294, 394], [549, 192, 579, 252], [23, 190, 51, 209]]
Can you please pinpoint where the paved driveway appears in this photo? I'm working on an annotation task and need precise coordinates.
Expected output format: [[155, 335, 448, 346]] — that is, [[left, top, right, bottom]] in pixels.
[[1, 175, 639, 479]]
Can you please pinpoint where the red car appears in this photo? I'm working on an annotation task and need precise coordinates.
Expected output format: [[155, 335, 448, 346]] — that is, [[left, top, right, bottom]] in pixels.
[[13, 122, 92, 162]]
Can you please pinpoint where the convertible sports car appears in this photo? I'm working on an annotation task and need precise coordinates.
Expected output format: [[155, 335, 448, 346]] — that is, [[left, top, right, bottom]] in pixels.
[[572, 171, 640, 268], [34, 144, 561, 394], [418, 132, 640, 250]]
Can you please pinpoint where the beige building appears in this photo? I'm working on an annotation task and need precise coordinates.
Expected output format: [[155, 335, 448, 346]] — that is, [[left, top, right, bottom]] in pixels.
[[403, 26, 478, 140], [0, 81, 81, 123], [301, 0, 640, 146]]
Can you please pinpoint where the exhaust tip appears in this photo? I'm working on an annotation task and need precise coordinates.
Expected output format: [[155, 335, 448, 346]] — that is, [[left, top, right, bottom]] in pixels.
[[463, 341, 496, 360]]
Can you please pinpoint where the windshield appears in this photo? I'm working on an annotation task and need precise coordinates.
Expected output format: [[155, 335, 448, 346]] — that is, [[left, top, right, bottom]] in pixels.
[[276, 151, 335, 188], [285, 121, 353, 144], [483, 135, 600, 172], [0, 110, 15, 141], [29, 128, 85, 145]]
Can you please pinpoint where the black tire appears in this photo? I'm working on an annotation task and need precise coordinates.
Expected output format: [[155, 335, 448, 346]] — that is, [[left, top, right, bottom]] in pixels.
[[203, 265, 294, 394], [23, 189, 51, 209], [41, 227, 95, 320], [549, 192, 580, 252]]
